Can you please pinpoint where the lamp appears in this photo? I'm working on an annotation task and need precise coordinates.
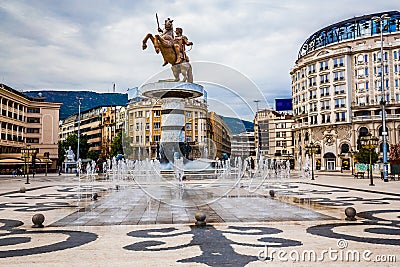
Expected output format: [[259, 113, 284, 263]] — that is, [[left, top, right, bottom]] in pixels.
[[372, 14, 390, 182], [76, 97, 83, 176], [305, 141, 317, 180], [360, 134, 379, 186]]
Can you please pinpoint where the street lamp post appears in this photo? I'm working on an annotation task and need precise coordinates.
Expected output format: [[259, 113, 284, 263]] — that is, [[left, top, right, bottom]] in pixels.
[[254, 100, 260, 165], [76, 97, 83, 175], [44, 152, 50, 176], [350, 149, 355, 175], [372, 14, 390, 183], [21, 145, 35, 184], [305, 141, 317, 180], [360, 134, 379, 186]]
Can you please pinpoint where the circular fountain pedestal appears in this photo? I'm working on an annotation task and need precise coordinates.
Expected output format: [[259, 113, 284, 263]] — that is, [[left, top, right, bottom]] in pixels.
[[141, 81, 204, 162]]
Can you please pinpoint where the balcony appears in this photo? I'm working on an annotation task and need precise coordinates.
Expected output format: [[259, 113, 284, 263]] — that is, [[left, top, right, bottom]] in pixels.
[[353, 114, 400, 122]]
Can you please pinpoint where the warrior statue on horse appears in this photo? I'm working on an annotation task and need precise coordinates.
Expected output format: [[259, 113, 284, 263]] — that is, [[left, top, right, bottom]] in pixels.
[[142, 15, 194, 83]]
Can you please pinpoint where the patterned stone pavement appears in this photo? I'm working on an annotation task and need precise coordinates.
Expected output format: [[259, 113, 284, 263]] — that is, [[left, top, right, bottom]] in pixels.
[[0, 172, 399, 266]]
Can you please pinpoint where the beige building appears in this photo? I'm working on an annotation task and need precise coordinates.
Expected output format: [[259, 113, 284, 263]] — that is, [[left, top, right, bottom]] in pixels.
[[254, 109, 294, 160], [291, 11, 400, 171], [59, 105, 125, 160], [0, 84, 61, 173], [127, 97, 208, 160], [207, 112, 232, 159]]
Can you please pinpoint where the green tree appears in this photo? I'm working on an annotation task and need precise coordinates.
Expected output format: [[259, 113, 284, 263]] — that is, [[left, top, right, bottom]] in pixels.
[[111, 131, 123, 157], [110, 131, 133, 158], [355, 147, 379, 164], [57, 134, 90, 163], [87, 150, 100, 161]]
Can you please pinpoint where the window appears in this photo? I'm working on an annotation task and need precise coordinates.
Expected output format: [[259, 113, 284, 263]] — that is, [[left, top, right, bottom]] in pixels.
[[308, 64, 316, 74], [154, 135, 160, 142], [154, 122, 160, 130], [26, 128, 39, 133], [154, 110, 160, 117], [308, 77, 316, 86], [186, 123, 192, 130], [320, 87, 330, 97], [26, 138, 39, 143], [335, 98, 346, 108], [320, 74, 329, 83], [136, 123, 140, 131], [321, 100, 330, 110], [341, 143, 350, 153], [145, 123, 150, 130], [135, 136, 139, 143], [334, 57, 344, 67], [335, 112, 346, 122], [305, 132, 309, 141], [319, 60, 329, 70], [334, 85, 345, 94], [27, 117, 40, 123], [334, 71, 345, 81], [321, 114, 331, 123], [27, 108, 40, 113]]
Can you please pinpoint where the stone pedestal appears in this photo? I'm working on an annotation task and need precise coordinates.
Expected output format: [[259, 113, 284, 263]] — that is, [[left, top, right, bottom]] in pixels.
[[141, 82, 204, 163]]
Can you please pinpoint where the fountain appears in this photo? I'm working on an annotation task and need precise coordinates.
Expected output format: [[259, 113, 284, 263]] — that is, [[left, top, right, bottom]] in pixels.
[[59, 15, 324, 228]]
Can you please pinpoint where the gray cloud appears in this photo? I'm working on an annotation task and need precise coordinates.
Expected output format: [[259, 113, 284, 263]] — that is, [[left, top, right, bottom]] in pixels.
[[0, 0, 398, 119]]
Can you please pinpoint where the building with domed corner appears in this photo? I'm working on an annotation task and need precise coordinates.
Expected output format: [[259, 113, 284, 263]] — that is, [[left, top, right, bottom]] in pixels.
[[291, 11, 400, 171]]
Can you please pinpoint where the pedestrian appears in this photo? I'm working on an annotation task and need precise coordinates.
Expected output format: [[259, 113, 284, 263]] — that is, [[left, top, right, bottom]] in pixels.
[[12, 169, 16, 177]]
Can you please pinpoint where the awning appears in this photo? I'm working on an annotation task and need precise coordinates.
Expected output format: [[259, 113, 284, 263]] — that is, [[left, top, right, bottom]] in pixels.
[[0, 158, 26, 165]]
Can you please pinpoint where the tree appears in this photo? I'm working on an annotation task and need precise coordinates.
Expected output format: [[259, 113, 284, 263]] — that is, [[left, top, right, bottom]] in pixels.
[[389, 144, 400, 174], [110, 131, 133, 158], [87, 150, 100, 162], [111, 131, 123, 157], [57, 134, 90, 164], [355, 147, 379, 164], [389, 144, 400, 163]]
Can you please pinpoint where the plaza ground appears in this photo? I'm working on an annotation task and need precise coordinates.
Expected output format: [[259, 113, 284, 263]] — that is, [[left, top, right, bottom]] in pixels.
[[0, 171, 399, 266]]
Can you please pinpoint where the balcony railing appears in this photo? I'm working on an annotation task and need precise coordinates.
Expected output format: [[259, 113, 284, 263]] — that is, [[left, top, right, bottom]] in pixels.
[[353, 114, 400, 122]]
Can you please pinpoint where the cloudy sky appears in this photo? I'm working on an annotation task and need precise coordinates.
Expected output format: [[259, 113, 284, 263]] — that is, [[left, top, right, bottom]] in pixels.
[[0, 0, 398, 119]]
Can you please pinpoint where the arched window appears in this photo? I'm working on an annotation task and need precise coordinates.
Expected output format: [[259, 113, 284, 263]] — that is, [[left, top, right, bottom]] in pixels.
[[341, 143, 350, 153], [359, 127, 369, 137]]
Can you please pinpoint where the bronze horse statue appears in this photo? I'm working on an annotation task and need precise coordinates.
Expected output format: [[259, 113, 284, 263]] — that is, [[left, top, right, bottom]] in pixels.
[[142, 18, 193, 83]]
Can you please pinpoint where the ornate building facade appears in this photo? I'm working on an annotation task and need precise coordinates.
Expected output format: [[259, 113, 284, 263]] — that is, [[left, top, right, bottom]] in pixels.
[[291, 11, 400, 170]]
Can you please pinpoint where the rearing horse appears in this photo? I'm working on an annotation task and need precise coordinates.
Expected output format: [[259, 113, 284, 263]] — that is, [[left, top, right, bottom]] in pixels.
[[142, 18, 193, 83]]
